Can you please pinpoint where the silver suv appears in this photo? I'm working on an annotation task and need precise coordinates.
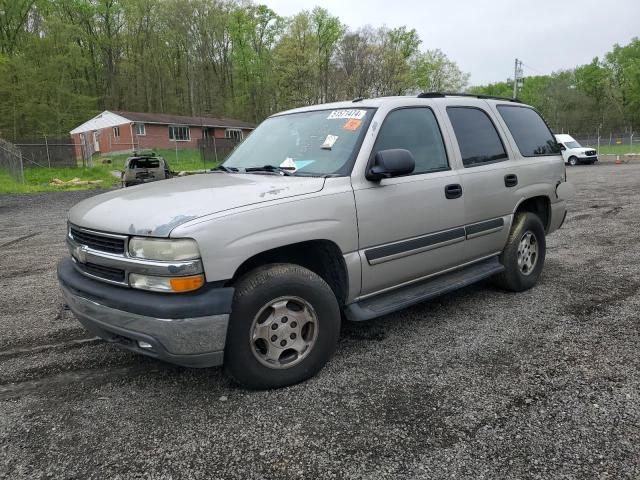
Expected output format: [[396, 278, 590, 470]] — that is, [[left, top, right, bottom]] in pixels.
[[58, 94, 573, 389]]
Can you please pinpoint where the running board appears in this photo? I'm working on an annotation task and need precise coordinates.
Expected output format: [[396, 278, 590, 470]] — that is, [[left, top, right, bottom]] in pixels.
[[344, 256, 504, 321]]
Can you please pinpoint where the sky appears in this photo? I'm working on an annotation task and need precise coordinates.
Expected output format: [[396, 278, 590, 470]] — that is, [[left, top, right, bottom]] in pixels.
[[260, 0, 640, 85]]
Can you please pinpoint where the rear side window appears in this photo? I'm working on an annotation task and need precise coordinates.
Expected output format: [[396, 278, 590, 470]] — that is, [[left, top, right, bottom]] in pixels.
[[129, 158, 160, 169], [497, 105, 561, 156], [447, 107, 508, 167], [373, 107, 448, 174]]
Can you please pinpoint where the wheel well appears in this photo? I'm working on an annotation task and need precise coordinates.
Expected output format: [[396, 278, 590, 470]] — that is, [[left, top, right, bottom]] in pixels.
[[515, 196, 551, 232], [229, 240, 349, 305]]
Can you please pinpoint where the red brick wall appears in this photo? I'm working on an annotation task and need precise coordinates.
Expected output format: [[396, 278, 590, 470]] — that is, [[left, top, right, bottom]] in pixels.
[[73, 123, 253, 159], [135, 124, 204, 151]]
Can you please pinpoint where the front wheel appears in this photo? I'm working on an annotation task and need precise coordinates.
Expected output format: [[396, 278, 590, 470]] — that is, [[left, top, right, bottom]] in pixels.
[[495, 212, 546, 292], [224, 264, 340, 389], [568, 156, 578, 166]]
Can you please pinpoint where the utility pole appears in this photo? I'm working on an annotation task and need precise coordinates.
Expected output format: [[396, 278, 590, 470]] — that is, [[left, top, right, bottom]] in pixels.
[[513, 58, 523, 99]]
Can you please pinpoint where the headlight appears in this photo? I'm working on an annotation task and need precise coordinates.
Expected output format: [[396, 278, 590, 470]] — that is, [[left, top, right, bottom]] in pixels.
[[129, 273, 205, 293], [128, 237, 200, 261]]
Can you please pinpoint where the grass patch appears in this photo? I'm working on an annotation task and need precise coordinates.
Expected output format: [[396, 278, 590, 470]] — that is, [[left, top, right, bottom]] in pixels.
[[0, 166, 119, 194], [1, 148, 220, 194], [588, 144, 640, 155], [95, 148, 216, 171]]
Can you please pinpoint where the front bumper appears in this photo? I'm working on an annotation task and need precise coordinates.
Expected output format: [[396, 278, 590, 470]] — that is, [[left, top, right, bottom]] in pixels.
[[578, 155, 598, 163], [57, 258, 234, 367]]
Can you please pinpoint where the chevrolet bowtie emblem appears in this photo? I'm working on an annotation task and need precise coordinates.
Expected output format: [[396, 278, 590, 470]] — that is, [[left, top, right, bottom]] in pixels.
[[74, 245, 88, 264]]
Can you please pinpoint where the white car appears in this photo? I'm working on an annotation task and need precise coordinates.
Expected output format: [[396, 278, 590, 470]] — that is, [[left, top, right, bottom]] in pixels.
[[555, 134, 598, 166]]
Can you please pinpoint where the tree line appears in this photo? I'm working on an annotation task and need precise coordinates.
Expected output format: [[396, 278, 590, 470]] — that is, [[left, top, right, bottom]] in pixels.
[[0, 0, 638, 141], [471, 39, 640, 136], [0, 0, 468, 140]]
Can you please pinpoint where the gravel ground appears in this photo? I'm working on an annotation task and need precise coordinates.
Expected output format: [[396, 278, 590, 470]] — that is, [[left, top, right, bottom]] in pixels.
[[1, 164, 639, 479]]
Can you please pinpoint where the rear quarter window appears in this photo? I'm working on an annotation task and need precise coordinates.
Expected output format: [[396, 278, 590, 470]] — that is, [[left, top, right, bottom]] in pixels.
[[497, 105, 561, 157]]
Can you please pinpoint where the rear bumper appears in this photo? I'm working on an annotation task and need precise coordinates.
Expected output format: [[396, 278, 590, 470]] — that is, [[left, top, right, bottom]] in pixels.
[[57, 258, 234, 367]]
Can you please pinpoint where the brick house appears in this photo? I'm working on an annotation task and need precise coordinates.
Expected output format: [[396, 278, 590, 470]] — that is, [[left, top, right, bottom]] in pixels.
[[70, 110, 255, 159]]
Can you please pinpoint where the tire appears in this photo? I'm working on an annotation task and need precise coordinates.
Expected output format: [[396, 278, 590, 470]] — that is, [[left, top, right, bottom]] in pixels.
[[568, 156, 578, 166], [224, 263, 341, 389], [495, 212, 546, 292]]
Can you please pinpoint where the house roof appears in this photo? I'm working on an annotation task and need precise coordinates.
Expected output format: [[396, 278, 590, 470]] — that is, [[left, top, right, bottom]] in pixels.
[[114, 111, 256, 129], [70, 110, 255, 135], [69, 111, 131, 135]]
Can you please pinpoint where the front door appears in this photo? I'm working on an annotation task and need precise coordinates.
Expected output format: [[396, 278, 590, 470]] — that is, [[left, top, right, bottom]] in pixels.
[[354, 107, 465, 296], [93, 131, 100, 152]]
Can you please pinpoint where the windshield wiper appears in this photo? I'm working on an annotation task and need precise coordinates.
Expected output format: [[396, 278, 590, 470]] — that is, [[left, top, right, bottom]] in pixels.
[[245, 165, 294, 176], [215, 165, 238, 173]]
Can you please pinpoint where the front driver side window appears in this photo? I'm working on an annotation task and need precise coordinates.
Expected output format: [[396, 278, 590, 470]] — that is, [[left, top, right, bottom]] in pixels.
[[373, 107, 449, 174]]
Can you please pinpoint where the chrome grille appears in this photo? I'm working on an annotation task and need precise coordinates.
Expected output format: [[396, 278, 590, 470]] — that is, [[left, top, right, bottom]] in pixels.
[[76, 261, 126, 282], [69, 226, 125, 254]]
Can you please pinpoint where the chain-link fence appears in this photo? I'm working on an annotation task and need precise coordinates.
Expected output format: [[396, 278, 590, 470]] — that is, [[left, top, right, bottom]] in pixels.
[[568, 131, 638, 153], [0, 138, 24, 183], [15, 137, 78, 168], [198, 137, 239, 164]]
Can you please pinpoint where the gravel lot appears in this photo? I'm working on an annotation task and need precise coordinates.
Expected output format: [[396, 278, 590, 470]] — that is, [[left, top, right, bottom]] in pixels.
[[1, 163, 639, 479]]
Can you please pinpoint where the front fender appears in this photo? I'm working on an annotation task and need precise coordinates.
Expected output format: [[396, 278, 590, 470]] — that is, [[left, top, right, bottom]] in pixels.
[[171, 179, 358, 282]]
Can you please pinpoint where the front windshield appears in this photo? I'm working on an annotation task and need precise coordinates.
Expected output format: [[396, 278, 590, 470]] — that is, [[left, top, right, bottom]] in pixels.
[[223, 108, 373, 176], [565, 141, 581, 148]]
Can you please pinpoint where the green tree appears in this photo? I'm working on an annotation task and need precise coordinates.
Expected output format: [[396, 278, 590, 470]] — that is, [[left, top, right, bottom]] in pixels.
[[605, 38, 640, 129], [412, 49, 469, 93]]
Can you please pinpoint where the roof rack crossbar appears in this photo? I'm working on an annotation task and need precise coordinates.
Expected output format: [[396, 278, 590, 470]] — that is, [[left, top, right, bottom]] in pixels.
[[417, 92, 522, 103]]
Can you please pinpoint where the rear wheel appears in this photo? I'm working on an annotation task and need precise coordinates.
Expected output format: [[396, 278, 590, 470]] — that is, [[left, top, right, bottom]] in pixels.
[[224, 263, 340, 389], [495, 212, 546, 292]]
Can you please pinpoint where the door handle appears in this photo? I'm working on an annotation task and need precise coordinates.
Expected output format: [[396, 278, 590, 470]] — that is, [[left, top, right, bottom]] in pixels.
[[504, 174, 518, 187], [445, 183, 463, 199]]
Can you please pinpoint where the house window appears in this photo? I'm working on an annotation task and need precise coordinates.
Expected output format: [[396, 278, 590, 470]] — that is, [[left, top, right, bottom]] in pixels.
[[113, 126, 120, 138], [169, 125, 190, 141], [135, 123, 146, 136], [225, 128, 243, 141]]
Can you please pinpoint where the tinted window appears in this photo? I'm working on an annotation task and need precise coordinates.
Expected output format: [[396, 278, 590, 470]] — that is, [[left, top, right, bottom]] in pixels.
[[447, 107, 508, 167], [373, 108, 448, 174], [497, 105, 561, 156], [129, 158, 160, 169]]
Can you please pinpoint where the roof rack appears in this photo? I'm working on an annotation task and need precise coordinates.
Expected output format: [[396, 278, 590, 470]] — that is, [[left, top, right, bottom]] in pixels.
[[417, 92, 523, 103]]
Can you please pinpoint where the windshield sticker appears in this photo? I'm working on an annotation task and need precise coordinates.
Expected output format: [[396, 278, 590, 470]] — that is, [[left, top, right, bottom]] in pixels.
[[327, 109, 367, 120], [343, 118, 362, 131], [321, 134, 339, 149], [294, 160, 314, 169]]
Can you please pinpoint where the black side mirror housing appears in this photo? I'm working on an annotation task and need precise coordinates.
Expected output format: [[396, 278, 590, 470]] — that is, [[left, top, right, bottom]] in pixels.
[[366, 149, 415, 181]]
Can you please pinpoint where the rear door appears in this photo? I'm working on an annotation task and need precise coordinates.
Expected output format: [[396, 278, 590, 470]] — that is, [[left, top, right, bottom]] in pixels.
[[439, 101, 516, 262], [353, 106, 466, 296]]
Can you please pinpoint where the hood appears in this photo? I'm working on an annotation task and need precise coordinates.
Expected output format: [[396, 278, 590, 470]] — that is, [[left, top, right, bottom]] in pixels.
[[565, 146, 593, 154], [68, 173, 325, 236]]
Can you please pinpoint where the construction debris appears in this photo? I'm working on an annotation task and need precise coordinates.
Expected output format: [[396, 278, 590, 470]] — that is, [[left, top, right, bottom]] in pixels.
[[49, 177, 103, 187]]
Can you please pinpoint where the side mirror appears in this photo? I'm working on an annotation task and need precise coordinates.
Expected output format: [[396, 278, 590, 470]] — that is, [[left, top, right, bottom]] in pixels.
[[366, 149, 415, 181]]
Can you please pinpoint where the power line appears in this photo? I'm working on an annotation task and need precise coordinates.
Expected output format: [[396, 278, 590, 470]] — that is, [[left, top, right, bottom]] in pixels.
[[520, 62, 545, 76]]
